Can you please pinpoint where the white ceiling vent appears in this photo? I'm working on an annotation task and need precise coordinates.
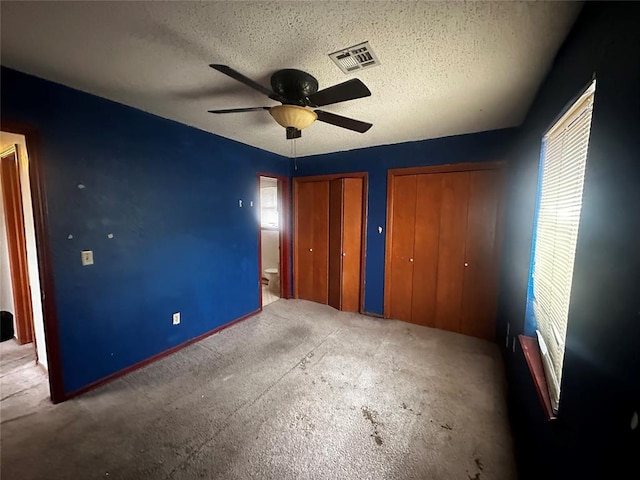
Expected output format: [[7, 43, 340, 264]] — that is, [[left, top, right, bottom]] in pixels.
[[329, 41, 380, 74]]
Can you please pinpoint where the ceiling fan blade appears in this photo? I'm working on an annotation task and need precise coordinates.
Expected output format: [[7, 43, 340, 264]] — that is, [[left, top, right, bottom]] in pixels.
[[314, 110, 372, 133], [307, 79, 371, 107], [208, 107, 271, 114], [209, 64, 285, 102]]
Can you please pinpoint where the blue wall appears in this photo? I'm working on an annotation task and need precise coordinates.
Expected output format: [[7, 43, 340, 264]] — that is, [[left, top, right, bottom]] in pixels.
[[497, 3, 640, 478], [294, 129, 515, 315], [1, 67, 290, 394]]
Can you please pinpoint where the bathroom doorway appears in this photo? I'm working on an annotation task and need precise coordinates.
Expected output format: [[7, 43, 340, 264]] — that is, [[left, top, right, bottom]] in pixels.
[[258, 174, 290, 307]]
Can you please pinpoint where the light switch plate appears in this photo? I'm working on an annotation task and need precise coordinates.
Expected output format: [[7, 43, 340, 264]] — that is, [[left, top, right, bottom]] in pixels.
[[81, 250, 94, 266]]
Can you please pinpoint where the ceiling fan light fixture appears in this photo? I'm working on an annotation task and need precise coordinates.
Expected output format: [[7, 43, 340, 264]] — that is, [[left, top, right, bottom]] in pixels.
[[269, 105, 317, 130]]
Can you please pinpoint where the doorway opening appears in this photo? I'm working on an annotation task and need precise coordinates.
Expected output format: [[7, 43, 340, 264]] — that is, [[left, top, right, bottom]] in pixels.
[[258, 174, 291, 307], [1, 131, 50, 410]]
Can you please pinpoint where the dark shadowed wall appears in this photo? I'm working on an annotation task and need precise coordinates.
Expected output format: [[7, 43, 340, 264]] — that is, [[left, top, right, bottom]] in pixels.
[[497, 3, 640, 478]]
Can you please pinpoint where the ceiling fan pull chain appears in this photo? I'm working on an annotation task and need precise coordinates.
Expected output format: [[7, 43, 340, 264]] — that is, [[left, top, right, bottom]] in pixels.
[[290, 138, 299, 170], [293, 138, 298, 170]]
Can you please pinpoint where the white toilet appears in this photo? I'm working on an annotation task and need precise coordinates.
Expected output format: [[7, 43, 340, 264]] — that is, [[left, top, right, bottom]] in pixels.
[[264, 267, 280, 294]]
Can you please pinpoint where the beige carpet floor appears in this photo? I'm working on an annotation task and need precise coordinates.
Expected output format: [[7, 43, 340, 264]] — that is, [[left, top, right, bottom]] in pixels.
[[0, 299, 516, 480]]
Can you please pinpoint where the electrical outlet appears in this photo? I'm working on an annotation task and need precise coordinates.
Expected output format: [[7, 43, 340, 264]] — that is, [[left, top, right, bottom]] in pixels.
[[81, 250, 94, 266], [172, 312, 180, 325]]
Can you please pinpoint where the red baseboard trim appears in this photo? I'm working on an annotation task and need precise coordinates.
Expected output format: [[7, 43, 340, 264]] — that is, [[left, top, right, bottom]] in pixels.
[[64, 309, 260, 401]]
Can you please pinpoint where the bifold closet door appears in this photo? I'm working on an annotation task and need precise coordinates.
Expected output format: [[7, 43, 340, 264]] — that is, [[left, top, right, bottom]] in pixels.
[[460, 169, 502, 340], [386, 172, 470, 329], [385, 165, 503, 340], [432, 172, 470, 332], [328, 177, 364, 312], [410, 173, 444, 326], [294, 180, 329, 304], [387, 174, 417, 322]]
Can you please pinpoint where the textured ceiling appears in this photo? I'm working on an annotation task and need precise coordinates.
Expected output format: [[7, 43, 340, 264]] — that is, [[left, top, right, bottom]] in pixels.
[[0, 1, 581, 157]]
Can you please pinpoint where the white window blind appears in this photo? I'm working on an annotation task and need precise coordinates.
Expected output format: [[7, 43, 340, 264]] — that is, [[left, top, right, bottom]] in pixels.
[[532, 80, 595, 413]]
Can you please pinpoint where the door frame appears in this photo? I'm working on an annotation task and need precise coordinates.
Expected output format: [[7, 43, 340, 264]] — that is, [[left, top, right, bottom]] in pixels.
[[257, 173, 291, 307], [1, 121, 65, 403], [293, 172, 368, 313], [384, 161, 505, 319], [1, 145, 35, 345]]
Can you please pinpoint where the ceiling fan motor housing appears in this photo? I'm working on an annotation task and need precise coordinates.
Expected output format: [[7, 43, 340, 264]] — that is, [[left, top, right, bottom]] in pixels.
[[270, 69, 319, 105]]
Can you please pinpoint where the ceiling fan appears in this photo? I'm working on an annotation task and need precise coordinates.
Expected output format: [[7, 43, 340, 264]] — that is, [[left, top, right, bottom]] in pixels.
[[207, 64, 373, 139]]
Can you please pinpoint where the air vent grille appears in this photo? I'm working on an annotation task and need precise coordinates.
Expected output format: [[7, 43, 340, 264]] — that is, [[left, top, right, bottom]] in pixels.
[[329, 41, 380, 74]]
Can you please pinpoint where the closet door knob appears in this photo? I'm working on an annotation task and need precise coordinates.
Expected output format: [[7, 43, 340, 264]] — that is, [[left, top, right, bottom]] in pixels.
[[409, 258, 414, 262], [464, 262, 468, 267], [309, 248, 313, 252], [342, 252, 346, 257]]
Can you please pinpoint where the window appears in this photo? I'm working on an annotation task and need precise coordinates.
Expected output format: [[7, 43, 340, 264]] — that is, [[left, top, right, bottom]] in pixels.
[[260, 183, 279, 229], [526, 80, 595, 414]]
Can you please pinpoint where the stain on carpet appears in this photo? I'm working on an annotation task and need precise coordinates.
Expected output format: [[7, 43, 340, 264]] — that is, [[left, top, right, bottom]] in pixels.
[[400, 402, 422, 416], [361, 406, 383, 446], [467, 457, 484, 479], [298, 352, 314, 370]]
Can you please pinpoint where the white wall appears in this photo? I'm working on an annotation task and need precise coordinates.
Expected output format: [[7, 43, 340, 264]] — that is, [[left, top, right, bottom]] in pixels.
[[0, 133, 48, 370], [261, 229, 279, 273], [0, 178, 15, 316]]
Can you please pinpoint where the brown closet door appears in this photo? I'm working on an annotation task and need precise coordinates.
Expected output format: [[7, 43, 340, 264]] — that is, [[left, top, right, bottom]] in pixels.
[[328, 179, 343, 309], [295, 180, 329, 303], [340, 178, 364, 311], [387, 175, 417, 322], [329, 178, 364, 312], [433, 172, 469, 333], [460, 169, 502, 340], [411, 174, 443, 327], [295, 181, 316, 300], [310, 181, 330, 304]]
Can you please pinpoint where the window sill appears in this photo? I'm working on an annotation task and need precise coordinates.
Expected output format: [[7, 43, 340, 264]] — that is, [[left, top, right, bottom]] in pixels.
[[261, 226, 280, 232], [518, 335, 557, 421]]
